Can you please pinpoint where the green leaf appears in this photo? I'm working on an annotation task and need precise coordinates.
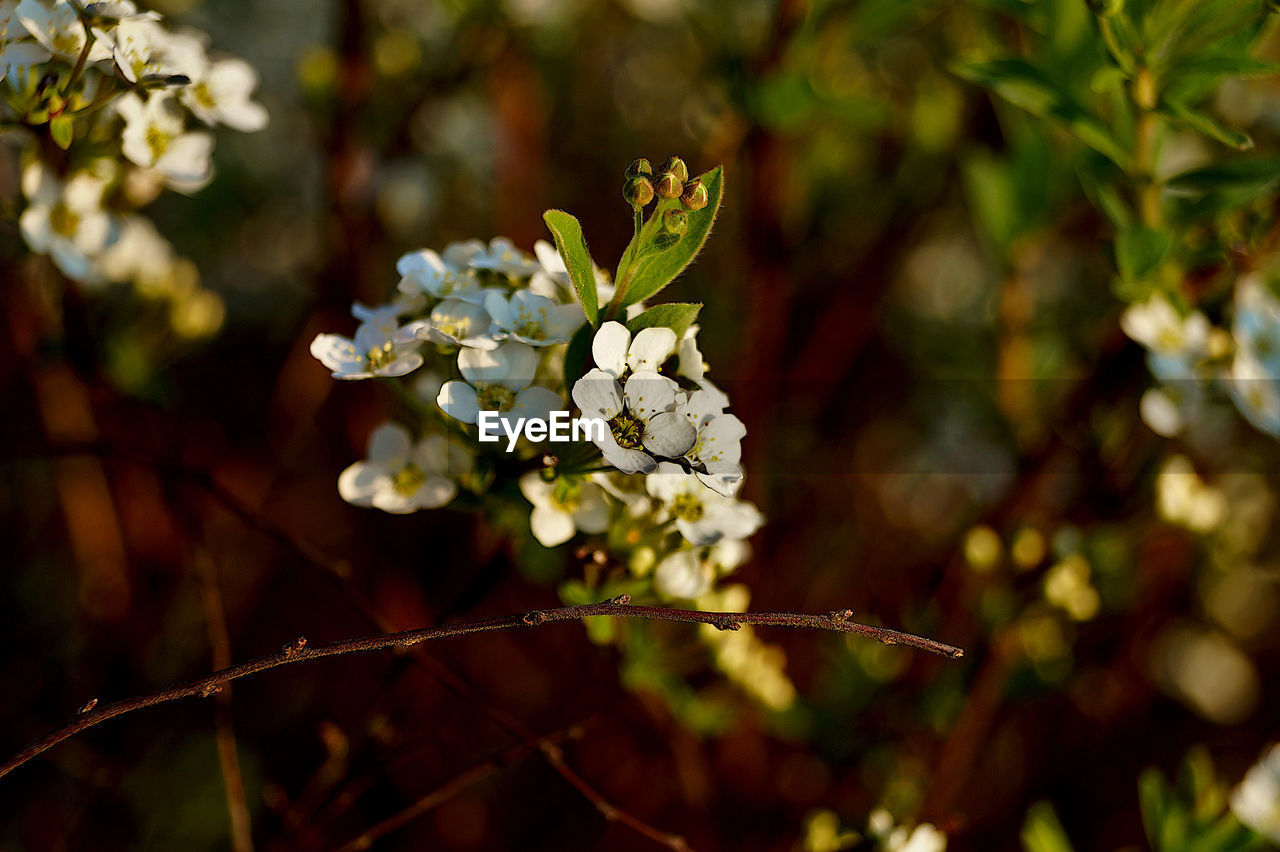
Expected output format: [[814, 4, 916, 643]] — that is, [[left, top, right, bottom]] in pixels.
[[49, 115, 73, 150], [951, 56, 1131, 168], [543, 209, 600, 327], [1167, 158, 1280, 195], [1116, 225, 1171, 283], [614, 165, 724, 309], [562, 322, 593, 394], [1020, 802, 1076, 852], [1139, 768, 1170, 848], [1159, 100, 1254, 151], [626, 302, 702, 339], [963, 152, 1020, 249]]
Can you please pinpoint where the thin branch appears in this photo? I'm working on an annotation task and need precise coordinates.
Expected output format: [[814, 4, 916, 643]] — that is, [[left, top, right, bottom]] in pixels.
[[0, 597, 962, 783]]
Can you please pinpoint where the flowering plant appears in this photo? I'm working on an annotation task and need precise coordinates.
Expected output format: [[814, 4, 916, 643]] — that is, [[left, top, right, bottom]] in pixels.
[[311, 156, 802, 713]]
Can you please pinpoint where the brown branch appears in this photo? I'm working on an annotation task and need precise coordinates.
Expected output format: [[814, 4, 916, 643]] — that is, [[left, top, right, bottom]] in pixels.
[[0, 597, 962, 784]]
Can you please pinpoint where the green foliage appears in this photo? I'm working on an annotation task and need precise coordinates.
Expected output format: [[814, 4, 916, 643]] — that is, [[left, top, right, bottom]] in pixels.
[[1138, 748, 1268, 852], [626, 303, 702, 339], [543, 209, 600, 327], [613, 165, 724, 310], [1021, 802, 1077, 852]]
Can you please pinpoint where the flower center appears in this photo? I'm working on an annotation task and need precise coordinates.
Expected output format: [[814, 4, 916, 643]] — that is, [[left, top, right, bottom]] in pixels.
[[193, 82, 217, 109], [610, 410, 644, 449], [145, 124, 173, 161], [672, 492, 704, 522], [49, 202, 80, 238], [477, 384, 516, 412], [365, 341, 396, 371], [392, 464, 425, 496]]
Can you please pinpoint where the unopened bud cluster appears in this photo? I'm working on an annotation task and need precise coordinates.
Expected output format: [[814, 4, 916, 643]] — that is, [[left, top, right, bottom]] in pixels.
[[622, 155, 707, 220]]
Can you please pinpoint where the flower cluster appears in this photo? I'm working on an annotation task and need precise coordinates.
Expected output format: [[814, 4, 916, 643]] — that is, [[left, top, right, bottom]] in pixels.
[[312, 157, 793, 714], [1120, 276, 1280, 441], [2, 0, 267, 337]]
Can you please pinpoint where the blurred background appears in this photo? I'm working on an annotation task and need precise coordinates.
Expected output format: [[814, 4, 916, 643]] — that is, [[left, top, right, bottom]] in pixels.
[[2, 0, 1280, 849]]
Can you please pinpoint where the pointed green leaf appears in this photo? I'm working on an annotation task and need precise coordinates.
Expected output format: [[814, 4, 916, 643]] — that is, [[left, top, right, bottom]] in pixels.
[[951, 56, 1131, 168], [626, 303, 702, 339], [1159, 100, 1254, 151], [614, 166, 723, 309], [543, 209, 600, 327], [49, 115, 74, 150], [1020, 802, 1076, 852]]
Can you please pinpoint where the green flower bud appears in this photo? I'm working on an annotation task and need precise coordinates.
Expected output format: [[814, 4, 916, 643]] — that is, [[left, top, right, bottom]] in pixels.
[[626, 158, 653, 179], [623, 176, 655, 207], [659, 156, 688, 183], [663, 208, 689, 235], [655, 171, 683, 200], [680, 179, 708, 211]]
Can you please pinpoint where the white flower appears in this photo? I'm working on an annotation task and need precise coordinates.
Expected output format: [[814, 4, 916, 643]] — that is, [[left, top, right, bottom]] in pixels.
[[652, 538, 752, 601], [179, 55, 268, 132], [1233, 273, 1280, 372], [886, 824, 947, 852], [17, 0, 111, 60], [485, 289, 584, 346], [0, 39, 50, 81], [678, 383, 745, 495], [1139, 387, 1184, 438], [1120, 293, 1209, 379], [96, 214, 173, 285], [0, 1, 19, 45], [396, 242, 491, 303], [645, 461, 762, 545], [653, 549, 715, 599], [436, 341, 562, 428], [591, 320, 677, 377], [519, 473, 610, 547], [572, 369, 696, 473], [1227, 348, 1280, 437], [95, 16, 201, 84], [117, 92, 214, 191], [19, 163, 113, 282], [468, 236, 540, 278], [338, 422, 457, 513], [400, 297, 498, 349], [310, 306, 423, 380], [1231, 743, 1280, 842]]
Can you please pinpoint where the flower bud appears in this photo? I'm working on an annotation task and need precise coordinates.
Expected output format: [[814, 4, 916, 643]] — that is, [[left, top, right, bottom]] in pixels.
[[655, 171, 683, 200], [660, 156, 688, 183], [623, 176, 654, 207], [663, 208, 689, 236], [680, 179, 708, 211], [626, 158, 653, 179]]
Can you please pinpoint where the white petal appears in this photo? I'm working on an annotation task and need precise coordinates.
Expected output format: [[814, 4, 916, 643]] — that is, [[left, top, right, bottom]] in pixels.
[[572, 369, 622, 419], [573, 484, 611, 533], [377, 352, 424, 378], [627, 327, 677, 373], [410, 476, 457, 509], [337, 462, 384, 507], [484, 291, 514, 330], [518, 471, 553, 507], [310, 333, 360, 373], [642, 411, 697, 458], [367, 422, 412, 467], [624, 370, 677, 422], [530, 504, 575, 547], [511, 386, 562, 424], [592, 321, 630, 377], [437, 380, 481, 424]]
